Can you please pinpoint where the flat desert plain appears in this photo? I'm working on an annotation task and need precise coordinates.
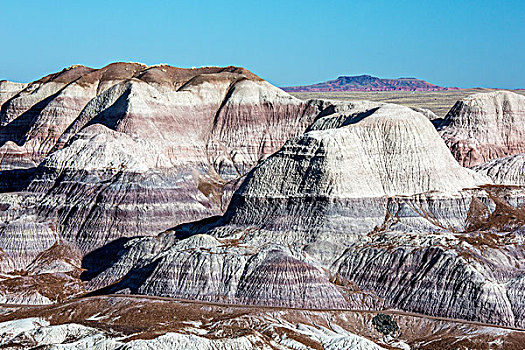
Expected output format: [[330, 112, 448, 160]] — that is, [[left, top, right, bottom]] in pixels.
[[290, 89, 525, 117]]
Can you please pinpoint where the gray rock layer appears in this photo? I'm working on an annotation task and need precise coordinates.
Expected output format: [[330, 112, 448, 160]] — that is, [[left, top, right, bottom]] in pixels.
[[89, 234, 350, 309], [472, 153, 525, 186]]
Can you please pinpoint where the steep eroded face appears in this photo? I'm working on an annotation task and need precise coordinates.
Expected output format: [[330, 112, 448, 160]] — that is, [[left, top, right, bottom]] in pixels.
[[0, 63, 320, 268], [438, 91, 525, 167]]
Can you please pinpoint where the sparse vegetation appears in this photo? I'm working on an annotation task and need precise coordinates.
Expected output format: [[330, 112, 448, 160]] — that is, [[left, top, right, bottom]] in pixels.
[[291, 89, 525, 118], [372, 313, 399, 336]]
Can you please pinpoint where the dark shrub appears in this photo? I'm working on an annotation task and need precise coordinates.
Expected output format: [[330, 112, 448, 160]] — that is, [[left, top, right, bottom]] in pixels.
[[372, 313, 399, 336]]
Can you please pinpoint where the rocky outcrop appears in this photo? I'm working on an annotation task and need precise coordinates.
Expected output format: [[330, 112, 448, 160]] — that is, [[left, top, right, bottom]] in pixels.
[[1, 63, 524, 338], [0, 63, 320, 262], [238, 103, 485, 198], [0, 240, 84, 304], [191, 103, 523, 326], [0, 81, 27, 107], [437, 91, 525, 167], [333, 229, 525, 328], [0, 216, 58, 270], [472, 153, 525, 186], [282, 74, 455, 92], [82, 102, 525, 328], [87, 234, 351, 309], [0, 63, 316, 171], [411, 106, 439, 121], [218, 103, 488, 240]]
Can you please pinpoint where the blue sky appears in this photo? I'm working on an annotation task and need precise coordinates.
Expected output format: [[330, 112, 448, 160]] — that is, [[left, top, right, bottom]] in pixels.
[[1, 0, 524, 88]]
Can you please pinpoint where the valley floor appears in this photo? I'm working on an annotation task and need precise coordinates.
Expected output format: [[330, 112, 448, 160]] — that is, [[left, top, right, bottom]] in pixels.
[[1, 294, 524, 349], [291, 89, 525, 117]]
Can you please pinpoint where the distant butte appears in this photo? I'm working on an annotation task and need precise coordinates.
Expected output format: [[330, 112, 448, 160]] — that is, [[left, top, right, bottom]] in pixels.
[[282, 74, 457, 92]]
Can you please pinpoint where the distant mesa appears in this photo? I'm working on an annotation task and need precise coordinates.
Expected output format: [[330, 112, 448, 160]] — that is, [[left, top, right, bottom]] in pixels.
[[282, 74, 457, 92]]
